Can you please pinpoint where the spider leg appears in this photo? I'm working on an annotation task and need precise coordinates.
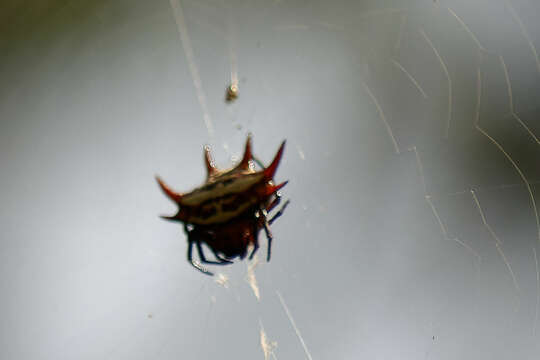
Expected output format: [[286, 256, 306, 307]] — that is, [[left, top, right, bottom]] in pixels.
[[208, 246, 233, 264], [248, 217, 265, 260], [263, 219, 273, 261], [196, 241, 232, 265], [259, 198, 289, 261], [269, 199, 290, 225], [185, 223, 230, 265], [187, 240, 213, 276], [258, 209, 273, 262], [248, 241, 260, 260]]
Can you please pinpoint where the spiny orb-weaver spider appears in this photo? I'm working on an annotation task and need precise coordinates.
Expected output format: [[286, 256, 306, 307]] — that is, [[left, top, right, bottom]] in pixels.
[[156, 135, 289, 275]]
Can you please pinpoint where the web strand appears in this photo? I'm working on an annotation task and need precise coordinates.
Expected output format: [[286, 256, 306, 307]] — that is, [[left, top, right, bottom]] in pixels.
[[420, 28, 452, 138], [169, 0, 215, 139], [361, 81, 400, 154], [276, 291, 313, 360], [475, 68, 540, 245]]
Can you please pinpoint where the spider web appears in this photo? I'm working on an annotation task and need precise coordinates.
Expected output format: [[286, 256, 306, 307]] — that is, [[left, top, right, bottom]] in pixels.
[[0, 0, 539, 359], [161, 1, 540, 358]]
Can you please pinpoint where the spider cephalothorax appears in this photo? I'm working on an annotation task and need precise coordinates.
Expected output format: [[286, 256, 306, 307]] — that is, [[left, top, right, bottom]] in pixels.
[[156, 135, 289, 275]]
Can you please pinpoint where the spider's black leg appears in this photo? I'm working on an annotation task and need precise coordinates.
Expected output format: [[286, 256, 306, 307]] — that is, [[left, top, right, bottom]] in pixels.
[[263, 220, 273, 261], [248, 214, 262, 260], [269, 199, 290, 225], [196, 241, 231, 265], [258, 209, 273, 262], [187, 240, 213, 276], [248, 241, 260, 260], [185, 224, 229, 265], [208, 247, 233, 264]]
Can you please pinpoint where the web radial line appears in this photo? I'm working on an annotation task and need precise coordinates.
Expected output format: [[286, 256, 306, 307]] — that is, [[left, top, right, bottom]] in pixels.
[[227, 8, 238, 88], [499, 56, 540, 144], [420, 28, 452, 138], [495, 242, 520, 293], [276, 291, 313, 360], [169, 0, 215, 138], [471, 190, 520, 293], [511, 113, 540, 145], [425, 195, 448, 238], [505, 0, 540, 74], [499, 55, 514, 112], [476, 124, 540, 244], [410, 148, 480, 260], [361, 81, 400, 154], [447, 7, 485, 51], [410, 146, 428, 195], [453, 237, 482, 262], [427, 195, 480, 260], [470, 190, 502, 245], [475, 68, 540, 245], [391, 59, 428, 98]]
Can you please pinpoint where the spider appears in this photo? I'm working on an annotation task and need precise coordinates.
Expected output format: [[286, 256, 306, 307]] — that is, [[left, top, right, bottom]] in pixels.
[[156, 135, 289, 275]]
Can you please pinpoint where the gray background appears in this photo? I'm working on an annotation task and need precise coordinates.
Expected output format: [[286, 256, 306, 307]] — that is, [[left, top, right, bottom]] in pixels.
[[1, 0, 539, 359]]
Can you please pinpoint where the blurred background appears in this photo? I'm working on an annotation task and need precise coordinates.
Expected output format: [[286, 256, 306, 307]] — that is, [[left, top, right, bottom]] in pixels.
[[1, 0, 539, 359]]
